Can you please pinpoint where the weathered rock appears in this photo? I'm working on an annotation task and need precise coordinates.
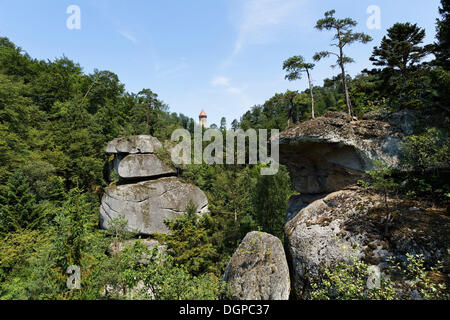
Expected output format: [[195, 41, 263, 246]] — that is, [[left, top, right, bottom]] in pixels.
[[277, 112, 405, 194], [286, 193, 327, 222], [115, 154, 176, 180], [100, 177, 209, 235], [105, 135, 163, 154], [284, 188, 450, 298], [362, 109, 417, 135], [223, 231, 290, 300]]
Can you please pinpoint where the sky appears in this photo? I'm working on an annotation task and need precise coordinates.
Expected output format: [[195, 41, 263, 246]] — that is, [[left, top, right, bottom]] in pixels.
[[0, 0, 442, 126]]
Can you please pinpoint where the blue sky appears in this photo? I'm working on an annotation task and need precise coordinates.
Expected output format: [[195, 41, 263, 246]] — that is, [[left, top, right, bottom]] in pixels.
[[0, 0, 442, 126]]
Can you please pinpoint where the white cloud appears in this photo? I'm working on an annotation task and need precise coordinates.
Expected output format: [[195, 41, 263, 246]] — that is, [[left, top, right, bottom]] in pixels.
[[117, 30, 137, 44], [232, 0, 306, 54], [211, 76, 231, 87], [226, 87, 242, 94], [211, 76, 242, 95]]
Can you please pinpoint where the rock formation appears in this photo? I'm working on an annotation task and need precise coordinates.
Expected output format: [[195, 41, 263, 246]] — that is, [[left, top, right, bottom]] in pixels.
[[223, 231, 291, 300], [100, 135, 208, 235], [279, 111, 449, 298], [278, 111, 407, 195], [284, 188, 449, 298]]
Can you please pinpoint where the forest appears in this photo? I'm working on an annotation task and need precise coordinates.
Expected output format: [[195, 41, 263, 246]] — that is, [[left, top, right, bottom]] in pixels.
[[0, 1, 448, 300]]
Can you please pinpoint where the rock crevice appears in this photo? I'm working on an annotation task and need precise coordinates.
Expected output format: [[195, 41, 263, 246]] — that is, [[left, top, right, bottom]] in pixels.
[[100, 135, 208, 236]]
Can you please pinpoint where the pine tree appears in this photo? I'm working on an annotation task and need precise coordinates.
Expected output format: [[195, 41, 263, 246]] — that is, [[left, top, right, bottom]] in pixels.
[[0, 171, 41, 234], [435, 0, 450, 70], [314, 10, 372, 116], [283, 55, 316, 119]]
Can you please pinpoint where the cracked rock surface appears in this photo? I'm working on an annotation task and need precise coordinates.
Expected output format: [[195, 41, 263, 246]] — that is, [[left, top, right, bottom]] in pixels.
[[100, 135, 208, 235], [223, 231, 290, 300], [100, 177, 209, 235]]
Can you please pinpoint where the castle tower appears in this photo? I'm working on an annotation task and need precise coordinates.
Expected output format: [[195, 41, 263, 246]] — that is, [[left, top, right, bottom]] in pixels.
[[199, 109, 207, 128]]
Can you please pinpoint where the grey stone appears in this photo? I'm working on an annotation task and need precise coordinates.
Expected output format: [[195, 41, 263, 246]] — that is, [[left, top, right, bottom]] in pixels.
[[284, 188, 449, 298], [100, 177, 209, 235], [116, 154, 176, 180], [105, 135, 163, 154], [223, 231, 290, 300], [276, 113, 405, 194]]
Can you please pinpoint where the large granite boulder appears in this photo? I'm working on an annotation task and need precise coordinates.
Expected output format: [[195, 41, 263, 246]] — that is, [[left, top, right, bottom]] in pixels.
[[105, 135, 163, 154], [284, 187, 450, 298], [106, 135, 175, 181], [115, 154, 176, 180], [277, 112, 406, 194], [100, 177, 209, 235], [223, 232, 290, 300]]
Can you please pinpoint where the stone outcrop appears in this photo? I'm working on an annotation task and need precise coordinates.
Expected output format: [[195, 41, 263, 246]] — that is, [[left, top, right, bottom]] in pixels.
[[278, 111, 448, 299], [101, 135, 208, 236], [100, 177, 208, 235], [116, 154, 176, 180], [277, 111, 407, 194], [105, 135, 163, 154], [223, 232, 291, 300], [284, 187, 449, 298]]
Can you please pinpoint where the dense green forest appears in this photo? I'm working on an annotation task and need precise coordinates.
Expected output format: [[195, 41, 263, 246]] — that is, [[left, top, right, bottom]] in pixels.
[[0, 1, 449, 300]]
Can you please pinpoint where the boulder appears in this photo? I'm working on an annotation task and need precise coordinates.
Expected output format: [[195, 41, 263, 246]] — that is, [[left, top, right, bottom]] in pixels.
[[115, 154, 176, 180], [105, 135, 162, 154], [277, 112, 405, 194], [284, 188, 450, 298], [100, 177, 209, 235], [223, 231, 290, 300]]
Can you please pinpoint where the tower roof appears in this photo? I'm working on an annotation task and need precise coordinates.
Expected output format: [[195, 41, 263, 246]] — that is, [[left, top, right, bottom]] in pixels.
[[199, 109, 207, 117]]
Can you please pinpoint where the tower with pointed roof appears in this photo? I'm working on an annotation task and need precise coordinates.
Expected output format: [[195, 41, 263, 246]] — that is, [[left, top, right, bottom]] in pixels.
[[199, 109, 207, 128]]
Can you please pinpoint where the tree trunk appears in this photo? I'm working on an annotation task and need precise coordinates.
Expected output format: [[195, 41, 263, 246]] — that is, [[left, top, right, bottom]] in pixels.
[[341, 64, 352, 116], [307, 69, 315, 119], [338, 29, 352, 117]]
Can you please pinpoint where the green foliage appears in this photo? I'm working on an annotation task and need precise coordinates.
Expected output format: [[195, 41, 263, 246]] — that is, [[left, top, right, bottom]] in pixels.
[[310, 254, 448, 300], [0, 1, 449, 299], [435, 0, 450, 70], [310, 257, 396, 300], [400, 128, 450, 171], [362, 161, 398, 193], [370, 23, 431, 73], [0, 171, 43, 234], [252, 165, 292, 240], [314, 9, 372, 116], [101, 241, 230, 300], [388, 254, 448, 300], [156, 210, 226, 276], [283, 56, 315, 81]]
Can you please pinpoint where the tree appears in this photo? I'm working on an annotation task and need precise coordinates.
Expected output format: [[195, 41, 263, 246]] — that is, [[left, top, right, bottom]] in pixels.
[[220, 117, 227, 131], [231, 119, 239, 130], [363, 161, 398, 237], [0, 171, 42, 234], [284, 90, 299, 127], [370, 23, 431, 76], [435, 0, 450, 70], [252, 165, 291, 240], [283, 55, 316, 118], [314, 10, 372, 117], [368, 23, 435, 109]]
